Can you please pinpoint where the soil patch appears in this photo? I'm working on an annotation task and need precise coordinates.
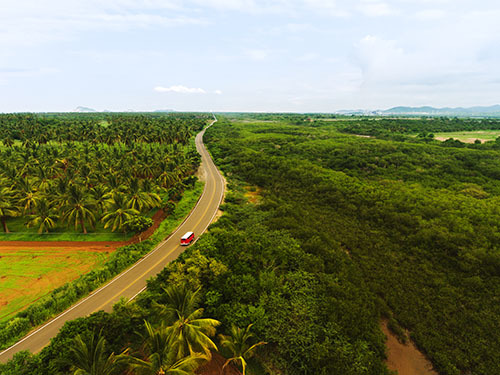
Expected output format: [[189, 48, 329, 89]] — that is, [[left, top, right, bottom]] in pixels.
[[196, 352, 241, 375], [381, 320, 438, 375], [244, 186, 262, 204]]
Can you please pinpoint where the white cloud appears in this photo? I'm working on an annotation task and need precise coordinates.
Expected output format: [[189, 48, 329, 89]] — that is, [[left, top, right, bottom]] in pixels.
[[296, 53, 320, 62], [154, 85, 207, 94], [302, 0, 351, 17], [357, 0, 396, 17], [0, 1, 207, 48], [244, 49, 269, 61], [214, 90, 223, 95], [415, 9, 446, 20]]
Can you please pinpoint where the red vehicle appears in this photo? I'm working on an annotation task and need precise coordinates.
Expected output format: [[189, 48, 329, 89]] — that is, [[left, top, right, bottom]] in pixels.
[[180, 231, 195, 246]]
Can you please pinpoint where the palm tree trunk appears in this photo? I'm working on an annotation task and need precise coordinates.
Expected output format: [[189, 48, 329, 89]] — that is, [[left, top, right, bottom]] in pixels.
[[80, 218, 87, 234], [1, 218, 9, 233]]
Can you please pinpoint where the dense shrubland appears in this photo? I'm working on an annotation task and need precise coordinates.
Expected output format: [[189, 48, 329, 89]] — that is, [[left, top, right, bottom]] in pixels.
[[203, 116, 500, 375], [335, 116, 500, 136]]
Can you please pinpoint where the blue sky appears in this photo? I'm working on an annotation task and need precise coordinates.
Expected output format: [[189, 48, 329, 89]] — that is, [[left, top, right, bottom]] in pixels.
[[1, 0, 499, 112]]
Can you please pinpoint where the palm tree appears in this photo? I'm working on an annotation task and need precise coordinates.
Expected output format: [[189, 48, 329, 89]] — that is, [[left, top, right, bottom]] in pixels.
[[70, 331, 127, 375], [128, 321, 205, 375], [157, 171, 178, 190], [62, 184, 96, 234], [155, 284, 220, 360], [219, 324, 267, 375], [0, 186, 19, 233], [26, 198, 59, 233], [101, 193, 139, 232], [127, 178, 161, 213], [15, 176, 39, 214], [91, 185, 109, 214], [2, 136, 14, 148]]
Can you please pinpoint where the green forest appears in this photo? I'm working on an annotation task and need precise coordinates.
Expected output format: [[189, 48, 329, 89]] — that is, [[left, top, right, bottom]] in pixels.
[[1, 114, 499, 375]]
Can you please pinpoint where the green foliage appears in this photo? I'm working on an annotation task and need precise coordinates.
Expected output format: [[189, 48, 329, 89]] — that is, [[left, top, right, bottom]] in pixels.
[[219, 324, 266, 375], [203, 115, 500, 375], [123, 215, 154, 233], [70, 331, 128, 375]]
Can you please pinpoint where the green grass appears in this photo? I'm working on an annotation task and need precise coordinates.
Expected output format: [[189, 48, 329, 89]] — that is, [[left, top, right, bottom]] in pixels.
[[0, 248, 109, 322], [0, 217, 131, 241], [0, 204, 163, 242], [433, 130, 500, 143]]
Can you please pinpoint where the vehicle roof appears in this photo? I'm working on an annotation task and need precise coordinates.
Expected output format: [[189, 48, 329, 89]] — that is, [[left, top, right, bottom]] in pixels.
[[181, 231, 194, 239]]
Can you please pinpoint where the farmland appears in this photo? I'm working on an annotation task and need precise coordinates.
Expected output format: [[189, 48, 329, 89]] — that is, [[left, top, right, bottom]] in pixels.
[[433, 130, 500, 143], [0, 244, 111, 321]]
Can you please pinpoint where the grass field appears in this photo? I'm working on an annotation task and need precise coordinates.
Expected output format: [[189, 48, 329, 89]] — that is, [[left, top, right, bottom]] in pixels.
[[0, 216, 132, 241], [433, 130, 500, 143], [0, 246, 110, 322]]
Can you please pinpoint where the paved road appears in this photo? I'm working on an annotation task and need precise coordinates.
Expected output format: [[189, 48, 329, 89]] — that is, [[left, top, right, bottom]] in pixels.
[[0, 117, 224, 363]]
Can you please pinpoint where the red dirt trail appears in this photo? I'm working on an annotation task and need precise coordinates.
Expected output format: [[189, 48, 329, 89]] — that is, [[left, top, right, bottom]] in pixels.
[[382, 320, 438, 375]]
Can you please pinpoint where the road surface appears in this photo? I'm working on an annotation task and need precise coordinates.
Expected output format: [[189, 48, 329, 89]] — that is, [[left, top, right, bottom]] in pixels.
[[0, 117, 224, 363]]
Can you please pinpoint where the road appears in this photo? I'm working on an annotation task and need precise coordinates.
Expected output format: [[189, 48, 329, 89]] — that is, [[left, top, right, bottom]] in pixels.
[[0, 116, 224, 363]]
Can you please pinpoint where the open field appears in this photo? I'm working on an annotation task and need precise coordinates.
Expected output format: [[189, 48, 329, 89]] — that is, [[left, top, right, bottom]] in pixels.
[[433, 130, 500, 143], [0, 244, 115, 322]]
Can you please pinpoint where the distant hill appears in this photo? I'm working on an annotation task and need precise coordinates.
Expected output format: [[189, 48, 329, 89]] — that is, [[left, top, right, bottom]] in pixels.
[[336, 105, 500, 117], [382, 105, 500, 116], [73, 106, 97, 113]]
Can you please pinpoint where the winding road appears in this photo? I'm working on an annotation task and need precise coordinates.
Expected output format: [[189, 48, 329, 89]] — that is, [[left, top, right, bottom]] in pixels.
[[0, 116, 224, 363]]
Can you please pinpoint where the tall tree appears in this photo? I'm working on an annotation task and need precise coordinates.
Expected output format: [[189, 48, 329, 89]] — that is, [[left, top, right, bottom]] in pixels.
[[128, 321, 205, 375], [70, 331, 127, 375], [26, 198, 59, 234], [101, 193, 139, 232], [61, 184, 96, 234], [219, 324, 267, 375], [0, 186, 19, 233], [155, 284, 220, 360]]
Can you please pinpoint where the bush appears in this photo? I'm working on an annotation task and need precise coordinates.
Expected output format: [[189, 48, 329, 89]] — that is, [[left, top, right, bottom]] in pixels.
[[123, 215, 154, 233]]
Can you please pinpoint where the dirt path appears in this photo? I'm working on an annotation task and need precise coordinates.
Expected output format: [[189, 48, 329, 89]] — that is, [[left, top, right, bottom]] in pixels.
[[381, 320, 438, 375]]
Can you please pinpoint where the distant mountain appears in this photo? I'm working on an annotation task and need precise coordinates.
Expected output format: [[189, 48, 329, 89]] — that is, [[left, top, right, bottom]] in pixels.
[[73, 106, 97, 113], [382, 105, 500, 116]]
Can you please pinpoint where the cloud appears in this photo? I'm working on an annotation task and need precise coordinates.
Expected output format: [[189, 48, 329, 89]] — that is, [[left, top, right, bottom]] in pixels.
[[302, 0, 351, 17], [357, 0, 396, 17], [415, 9, 446, 20], [214, 90, 223, 95], [244, 49, 269, 61], [0, 1, 207, 48], [154, 85, 207, 94]]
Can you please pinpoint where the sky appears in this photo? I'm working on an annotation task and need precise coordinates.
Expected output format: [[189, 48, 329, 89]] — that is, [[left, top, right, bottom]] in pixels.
[[1, 0, 500, 112]]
